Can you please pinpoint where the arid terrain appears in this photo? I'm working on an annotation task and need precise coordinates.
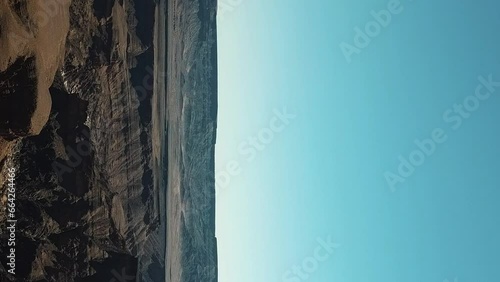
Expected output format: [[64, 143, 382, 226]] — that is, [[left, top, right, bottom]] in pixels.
[[0, 0, 218, 281]]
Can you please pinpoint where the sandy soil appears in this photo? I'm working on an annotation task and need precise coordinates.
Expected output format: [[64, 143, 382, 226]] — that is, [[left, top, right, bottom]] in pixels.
[[0, 0, 71, 166]]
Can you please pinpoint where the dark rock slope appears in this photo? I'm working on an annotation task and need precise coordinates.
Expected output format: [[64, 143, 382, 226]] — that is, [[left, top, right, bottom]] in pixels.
[[0, 0, 218, 280], [0, 0, 163, 280]]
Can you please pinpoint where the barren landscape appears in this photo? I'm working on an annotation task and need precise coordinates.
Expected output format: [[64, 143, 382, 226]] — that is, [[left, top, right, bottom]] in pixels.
[[0, 0, 218, 281]]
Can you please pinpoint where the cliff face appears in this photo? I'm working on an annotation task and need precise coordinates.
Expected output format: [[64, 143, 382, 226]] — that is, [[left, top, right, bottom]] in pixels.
[[0, 0, 163, 281], [0, 0, 218, 281], [0, 0, 71, 139]]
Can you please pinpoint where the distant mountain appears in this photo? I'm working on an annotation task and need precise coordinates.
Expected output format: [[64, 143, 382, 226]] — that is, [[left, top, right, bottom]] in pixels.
[[0, 0, 218, 281]]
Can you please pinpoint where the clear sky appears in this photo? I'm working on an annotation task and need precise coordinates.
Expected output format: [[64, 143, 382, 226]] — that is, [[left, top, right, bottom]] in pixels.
[[216, 0, 500, 281]]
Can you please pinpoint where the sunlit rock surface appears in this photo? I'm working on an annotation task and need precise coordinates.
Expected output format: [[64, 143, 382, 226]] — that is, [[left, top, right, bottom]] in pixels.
[[0, 0, 217, 281]]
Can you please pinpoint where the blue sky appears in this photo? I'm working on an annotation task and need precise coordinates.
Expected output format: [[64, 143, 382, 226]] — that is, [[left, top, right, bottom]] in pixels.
[[216, 0, 500, 281]]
